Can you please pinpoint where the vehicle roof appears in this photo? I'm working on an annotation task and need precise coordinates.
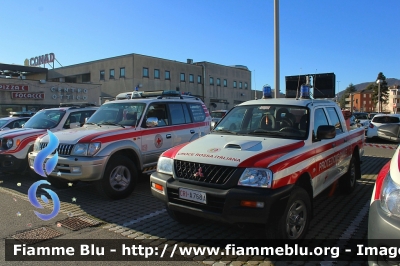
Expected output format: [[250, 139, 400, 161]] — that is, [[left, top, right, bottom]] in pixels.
[[105, 96, 204, 105], [239, 98, 335, 107], [0, 117, 27, 121], [211, 110, 228, 112], [37, 106, 99, 112], [373, 113, 400, 117]]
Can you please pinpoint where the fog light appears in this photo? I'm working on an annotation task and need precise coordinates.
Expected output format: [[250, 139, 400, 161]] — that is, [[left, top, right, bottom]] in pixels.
[[70, 166, 81, 173], [240, 200, 264, 208], [151, 182, 164, 195]]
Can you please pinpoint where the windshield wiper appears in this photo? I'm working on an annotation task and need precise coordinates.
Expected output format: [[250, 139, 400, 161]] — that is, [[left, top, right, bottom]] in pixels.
[[98, 122, 125, 128], [249, 130, 284, 137], [85, 122, 101, 127], [213, 129, 237, 135]]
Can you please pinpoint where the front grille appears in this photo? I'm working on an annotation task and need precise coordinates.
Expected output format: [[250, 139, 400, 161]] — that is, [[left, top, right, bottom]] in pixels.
[[168, 188, 225, 213], [174, 160, 236, 185], [40, 142, 74, 155]]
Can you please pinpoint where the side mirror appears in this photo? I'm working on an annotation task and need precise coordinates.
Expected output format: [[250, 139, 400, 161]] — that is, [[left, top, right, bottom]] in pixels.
[[317, 125, 336, 140], [146, 117, 158, 128]]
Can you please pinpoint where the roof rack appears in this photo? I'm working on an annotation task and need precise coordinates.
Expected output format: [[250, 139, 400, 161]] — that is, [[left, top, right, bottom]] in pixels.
[[59, 102, 97, 108]]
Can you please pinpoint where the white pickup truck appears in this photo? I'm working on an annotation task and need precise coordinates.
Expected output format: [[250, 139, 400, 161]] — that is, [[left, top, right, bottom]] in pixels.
[[150, 98, 365, 239]]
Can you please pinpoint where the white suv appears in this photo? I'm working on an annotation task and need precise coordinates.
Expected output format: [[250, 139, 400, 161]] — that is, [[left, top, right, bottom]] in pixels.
[[366, 114, 400, 140], [29, 91, 211, 200], [0, 105, 97, 174]]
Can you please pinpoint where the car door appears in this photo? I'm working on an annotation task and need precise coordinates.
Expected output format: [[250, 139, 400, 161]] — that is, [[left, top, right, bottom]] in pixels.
[[168, 103, 196, 146], [141, 103, 173, 165], [312, 107, 338, 196]]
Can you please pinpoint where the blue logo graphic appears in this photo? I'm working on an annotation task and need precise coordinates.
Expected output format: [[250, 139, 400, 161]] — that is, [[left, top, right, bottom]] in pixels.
[[33, 130, 59, 177], [28, 180, 60, 221], [29, 130, 61, 221]]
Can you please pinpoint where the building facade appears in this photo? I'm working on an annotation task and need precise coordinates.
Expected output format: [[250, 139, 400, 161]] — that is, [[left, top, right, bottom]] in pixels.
[[0, 63, 101, 117], [47, 54, 252, 110], [345, 90, 374, 112]]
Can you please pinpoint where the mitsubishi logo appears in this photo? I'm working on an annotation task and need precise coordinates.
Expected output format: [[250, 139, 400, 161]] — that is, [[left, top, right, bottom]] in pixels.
[[194, 167, 204, 178]]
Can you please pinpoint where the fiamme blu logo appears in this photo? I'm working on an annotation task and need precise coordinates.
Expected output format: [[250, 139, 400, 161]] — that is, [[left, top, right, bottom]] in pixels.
[[28, 130, 61, 221]]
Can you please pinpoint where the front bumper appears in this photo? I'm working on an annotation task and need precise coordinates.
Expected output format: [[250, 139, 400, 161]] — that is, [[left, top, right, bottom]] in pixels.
[[150, 171, 294, 225], [368, 200, 400, 265], [28, 152, 108, 181], [0, 154, 26, 173]]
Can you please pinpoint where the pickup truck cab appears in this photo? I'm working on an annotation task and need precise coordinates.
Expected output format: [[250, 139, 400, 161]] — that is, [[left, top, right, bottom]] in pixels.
[[150, 98, 365, 239], [0, 105, 97, 174], [28, 91, 211, 200]]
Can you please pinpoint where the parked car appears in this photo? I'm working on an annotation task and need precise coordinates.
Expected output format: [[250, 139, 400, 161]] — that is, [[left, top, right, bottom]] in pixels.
[[28, 91, 211, 199], [9, 111, 36, 117], [368, 113, 378, 120], [210, 110, 228, 129], [366, 114, 400, 140], [368, 145, 400, 265], [0, 117, 30, 131], [377, 124, 400, 143], [353, 112, 370, 131], [150, 98, 365, 239]]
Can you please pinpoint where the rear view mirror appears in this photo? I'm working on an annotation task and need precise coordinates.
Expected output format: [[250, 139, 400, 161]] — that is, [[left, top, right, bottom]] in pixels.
[[316, 125, 336, 140]]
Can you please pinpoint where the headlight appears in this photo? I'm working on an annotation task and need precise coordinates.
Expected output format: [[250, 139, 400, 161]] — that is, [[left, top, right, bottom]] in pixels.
[[2, 138, 13, 149], [380, 171, 400, 218], [157, 157, 173, 175], [238, 168, 273, 188], [88, 143, 101, 156], [71, 144, 88, 156], [70, 143, 101, 156], [33, 138, 41, 151]]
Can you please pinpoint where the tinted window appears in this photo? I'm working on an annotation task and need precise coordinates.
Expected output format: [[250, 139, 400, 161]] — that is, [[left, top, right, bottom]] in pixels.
[[326, 107, 343, 134], [314, 108, 329, 137], [144, 104, 169, 127], [188, 103, 206, 122], [373, 116, 400, 123], [354, 113, 368, 120], [169, 104, 186, 125]]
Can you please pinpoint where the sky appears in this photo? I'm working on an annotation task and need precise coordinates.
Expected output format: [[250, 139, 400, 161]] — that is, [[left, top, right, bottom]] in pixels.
[[1, 0, 399, 95]]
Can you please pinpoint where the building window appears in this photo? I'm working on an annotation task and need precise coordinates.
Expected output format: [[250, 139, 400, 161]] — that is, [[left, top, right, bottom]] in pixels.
[[239, 82, 242, 89], [180, 73, 185, 82], [165, 70, 170, 80], [143, 67, 149, 77], [82, 73, 90, 82], [120, 67, 125, 78], [223, 79, 227, 87], [233, 81, 237, 88], [189, 74, 194, 83], [100, 70, 105, 80], [197, 75, 202, 84], [209, 77, 214, 85], [109, 69, 115, 79], [217, 78, 221, 86], [244, 82, 248, 89], [154, 69, 160, 79]]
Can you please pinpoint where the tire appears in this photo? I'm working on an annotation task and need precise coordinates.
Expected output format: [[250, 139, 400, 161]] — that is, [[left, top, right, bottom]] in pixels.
[[266, 187, 311, 240], [167, 207, 199, 224], [339, 155, 358, 194], [95, 155, 138, 200]]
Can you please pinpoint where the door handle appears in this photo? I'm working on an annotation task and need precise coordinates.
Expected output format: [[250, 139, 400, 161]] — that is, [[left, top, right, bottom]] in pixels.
[[166, 134, 171, 139], [190, 130, 195, 134], [344, 138, 348, 142], [332, 143, 336, 148]]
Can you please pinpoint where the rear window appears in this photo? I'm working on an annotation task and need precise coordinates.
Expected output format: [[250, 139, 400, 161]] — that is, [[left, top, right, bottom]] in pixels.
[[372, 116, 400, 123], [211, 111, 226, 119], [188, 103, 206, 122]]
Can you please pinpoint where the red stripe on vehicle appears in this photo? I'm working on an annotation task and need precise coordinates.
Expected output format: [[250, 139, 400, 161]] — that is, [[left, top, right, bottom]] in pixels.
[[3, 129, 45, 139], [4, 135, 38, 154], [374, 161, 391, 200], [237, 141, 305, 168], [80, 122, 208, 143], [161, 142, 190, 159]]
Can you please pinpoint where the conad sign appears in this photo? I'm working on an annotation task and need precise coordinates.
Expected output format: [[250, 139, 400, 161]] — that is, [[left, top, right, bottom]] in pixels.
[[11, 92, 45, 99], [29, 53, 55, 67]]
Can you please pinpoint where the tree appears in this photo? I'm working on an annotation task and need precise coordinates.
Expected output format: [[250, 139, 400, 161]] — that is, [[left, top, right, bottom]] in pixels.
[[370, 72, 389, 111], [339, 83, 357, 108]]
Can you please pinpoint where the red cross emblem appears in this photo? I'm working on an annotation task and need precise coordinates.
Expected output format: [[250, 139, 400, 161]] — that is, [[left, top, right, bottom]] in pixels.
[[154, 134, 163, 148]]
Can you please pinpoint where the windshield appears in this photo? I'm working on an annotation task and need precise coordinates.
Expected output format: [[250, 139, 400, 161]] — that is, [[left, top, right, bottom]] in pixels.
[[354, 113, 368, 120], [23, 110, 65, 129], [87, 102, 146, 126], [0, 119, 9, 127], [213, 104, 309, 139], [211, 111, 226, 119]]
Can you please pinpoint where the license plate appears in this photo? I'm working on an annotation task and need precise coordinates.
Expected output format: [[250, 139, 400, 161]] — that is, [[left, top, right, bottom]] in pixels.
[[179, 188, 207, 204]]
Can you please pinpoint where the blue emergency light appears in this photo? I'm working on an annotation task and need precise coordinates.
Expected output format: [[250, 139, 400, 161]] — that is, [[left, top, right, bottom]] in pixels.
[[300, 84, 310, 98], [262, 86, 272, 98]]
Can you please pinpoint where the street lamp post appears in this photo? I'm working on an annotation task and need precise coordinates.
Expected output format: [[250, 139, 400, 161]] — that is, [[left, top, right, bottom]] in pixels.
[[376, 79, 382, 113]]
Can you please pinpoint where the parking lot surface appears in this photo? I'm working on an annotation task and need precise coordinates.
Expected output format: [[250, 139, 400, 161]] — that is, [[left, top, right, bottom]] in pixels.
[[0, 141, 397, 265]]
